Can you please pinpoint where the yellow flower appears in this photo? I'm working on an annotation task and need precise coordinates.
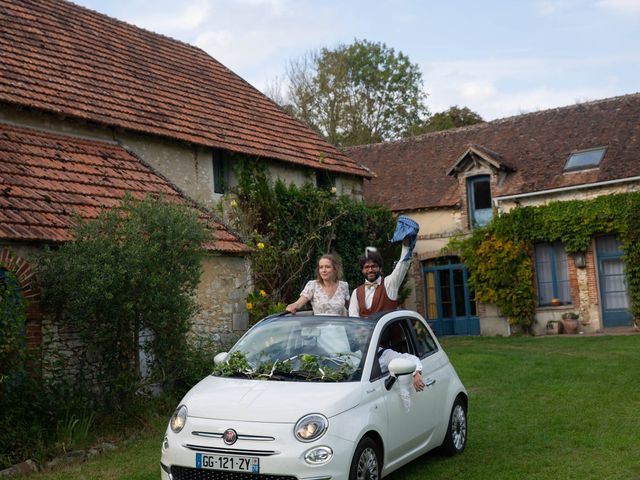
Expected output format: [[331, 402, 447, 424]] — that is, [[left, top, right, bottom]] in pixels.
[[246, 302, 254, 310], [257, 242, 265, 250], [259, 290, 268, 297], [330, 186, 337, 194], [230, 199, 237, 208]]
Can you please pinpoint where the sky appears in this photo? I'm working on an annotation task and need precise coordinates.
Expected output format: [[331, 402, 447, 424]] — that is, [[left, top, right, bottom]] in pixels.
[[72, 0, 640, 121]]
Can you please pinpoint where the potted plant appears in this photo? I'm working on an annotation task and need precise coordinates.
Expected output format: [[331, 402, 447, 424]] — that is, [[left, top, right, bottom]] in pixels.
[[561, 312, 579, 334]]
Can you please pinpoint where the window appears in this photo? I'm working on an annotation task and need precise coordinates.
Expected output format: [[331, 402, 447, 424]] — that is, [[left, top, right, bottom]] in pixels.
[[467, 175, 492, 227], [534, 242, 571, 305], [212, 151, 227, 194], [410, 318, 438, 358], [564, 147, 606, 172], [316, 170, 335, 191]]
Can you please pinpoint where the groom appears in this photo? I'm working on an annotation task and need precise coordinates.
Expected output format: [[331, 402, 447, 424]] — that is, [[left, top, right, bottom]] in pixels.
[[348, 216, 419, 318]]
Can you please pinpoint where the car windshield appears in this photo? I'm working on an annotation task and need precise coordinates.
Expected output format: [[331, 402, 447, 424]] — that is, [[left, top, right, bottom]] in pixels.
[[218, 315, 375, 382]]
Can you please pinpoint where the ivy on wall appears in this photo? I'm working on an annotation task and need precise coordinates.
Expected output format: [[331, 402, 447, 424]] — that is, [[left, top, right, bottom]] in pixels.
[[450, 192, 640, 329]]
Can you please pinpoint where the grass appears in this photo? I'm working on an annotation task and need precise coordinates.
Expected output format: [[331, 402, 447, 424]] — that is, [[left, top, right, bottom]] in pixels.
[[28, 335, 640, 480]]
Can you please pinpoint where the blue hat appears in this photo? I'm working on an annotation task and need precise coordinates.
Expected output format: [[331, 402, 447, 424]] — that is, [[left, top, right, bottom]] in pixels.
[[390, 215, 419, 260]]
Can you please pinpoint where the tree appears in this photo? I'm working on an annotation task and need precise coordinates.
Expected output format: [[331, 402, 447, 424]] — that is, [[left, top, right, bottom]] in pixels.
[[420, 106, 484, 133], [37, 195, 207, 405], [272, 39, 429, 147]]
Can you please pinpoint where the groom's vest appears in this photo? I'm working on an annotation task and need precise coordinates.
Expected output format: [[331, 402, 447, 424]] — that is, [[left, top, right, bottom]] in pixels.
[[355, 278, 397, 318]]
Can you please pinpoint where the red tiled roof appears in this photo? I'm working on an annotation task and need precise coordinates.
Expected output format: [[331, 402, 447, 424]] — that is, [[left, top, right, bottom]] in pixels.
[[0, 122, 249, 252], [0, 0, 371, 178], [347, 93, 640, 211]]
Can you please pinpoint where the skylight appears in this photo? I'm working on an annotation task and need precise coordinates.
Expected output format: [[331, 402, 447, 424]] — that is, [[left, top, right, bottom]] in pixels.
[[564, 147, 606, 172]]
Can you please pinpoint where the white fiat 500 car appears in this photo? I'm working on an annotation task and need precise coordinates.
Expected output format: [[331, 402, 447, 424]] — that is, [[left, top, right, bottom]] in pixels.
[[161, 310, 467, 480]]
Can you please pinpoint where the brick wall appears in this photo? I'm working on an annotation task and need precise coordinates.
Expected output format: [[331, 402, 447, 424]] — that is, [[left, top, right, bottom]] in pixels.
[[0, 247, 42, 350]]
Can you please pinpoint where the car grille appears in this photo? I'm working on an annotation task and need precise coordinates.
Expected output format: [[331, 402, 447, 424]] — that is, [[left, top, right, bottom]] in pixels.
[[183, 444, 278, 456], [169, 466, 297, 480]]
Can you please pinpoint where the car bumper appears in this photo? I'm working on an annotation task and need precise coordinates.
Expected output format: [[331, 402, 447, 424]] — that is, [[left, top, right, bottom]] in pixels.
[[160, 416, 355, 480]]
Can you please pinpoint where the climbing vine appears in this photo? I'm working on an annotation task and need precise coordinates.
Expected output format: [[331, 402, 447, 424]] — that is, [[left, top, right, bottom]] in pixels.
[[451, 192, 640, 330]]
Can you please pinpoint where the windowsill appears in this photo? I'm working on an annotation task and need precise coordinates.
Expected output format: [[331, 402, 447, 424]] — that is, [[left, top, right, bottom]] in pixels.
[[537, 305, 573, 311]]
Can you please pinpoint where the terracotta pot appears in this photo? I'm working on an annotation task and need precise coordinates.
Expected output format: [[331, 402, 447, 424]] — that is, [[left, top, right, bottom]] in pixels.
[[562, 318, 579, 334]]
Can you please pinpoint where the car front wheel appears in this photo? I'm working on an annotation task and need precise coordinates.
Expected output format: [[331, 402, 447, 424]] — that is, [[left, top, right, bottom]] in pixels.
[[349, 437, 381, 480], [441, 396, 467, 456]]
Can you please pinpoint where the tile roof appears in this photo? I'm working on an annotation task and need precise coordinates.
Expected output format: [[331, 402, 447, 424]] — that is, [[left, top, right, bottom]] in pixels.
[[0, 0, 370, 179], [347, 93, 640, 211], [0, 122, 249, 252]]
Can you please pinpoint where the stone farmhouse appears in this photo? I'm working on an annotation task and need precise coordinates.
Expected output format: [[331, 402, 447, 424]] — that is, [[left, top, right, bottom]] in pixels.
[[0, 0, 371, 356], [348, 94, 640, 336]]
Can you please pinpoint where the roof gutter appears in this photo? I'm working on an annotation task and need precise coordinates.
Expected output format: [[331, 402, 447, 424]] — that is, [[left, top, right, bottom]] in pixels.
[[494, 176, 640, 203]]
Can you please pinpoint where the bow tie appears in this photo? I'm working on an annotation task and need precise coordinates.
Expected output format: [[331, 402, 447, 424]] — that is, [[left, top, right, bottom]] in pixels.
[[365, 281, 378, 289]]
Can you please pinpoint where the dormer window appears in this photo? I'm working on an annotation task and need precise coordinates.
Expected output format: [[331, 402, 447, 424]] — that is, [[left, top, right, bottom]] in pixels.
[[564, 147, 606, 172], [468, 175, 492, 227]]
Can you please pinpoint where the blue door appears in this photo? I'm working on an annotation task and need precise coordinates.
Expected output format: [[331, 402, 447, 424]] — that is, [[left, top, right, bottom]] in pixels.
[[422, 258, 480, 336], [596, 236, 633, 327]]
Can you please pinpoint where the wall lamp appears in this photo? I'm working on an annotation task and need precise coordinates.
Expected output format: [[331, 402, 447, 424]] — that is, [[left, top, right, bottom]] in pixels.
[[574, 252, 586, 268]]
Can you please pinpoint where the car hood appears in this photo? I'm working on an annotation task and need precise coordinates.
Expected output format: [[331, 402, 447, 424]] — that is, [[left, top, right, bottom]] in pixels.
[[182, 375, 363, 423]]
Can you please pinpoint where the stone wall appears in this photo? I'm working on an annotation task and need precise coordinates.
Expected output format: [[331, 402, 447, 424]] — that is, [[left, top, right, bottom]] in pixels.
[[192, 254, 252, 345]]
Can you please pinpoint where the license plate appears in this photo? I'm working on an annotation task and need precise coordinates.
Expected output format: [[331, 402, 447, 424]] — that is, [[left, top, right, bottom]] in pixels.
[[195, 452, 260, 473]]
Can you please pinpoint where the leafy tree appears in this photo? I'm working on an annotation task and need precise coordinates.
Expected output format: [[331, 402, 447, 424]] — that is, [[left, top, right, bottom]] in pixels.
[[37, 195, 207, 405], [271, 39, 429, 146], [419, 105, 484, 133]]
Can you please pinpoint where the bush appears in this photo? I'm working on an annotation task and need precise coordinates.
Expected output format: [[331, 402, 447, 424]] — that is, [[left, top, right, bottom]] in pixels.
[[36, 194, 207, 406]]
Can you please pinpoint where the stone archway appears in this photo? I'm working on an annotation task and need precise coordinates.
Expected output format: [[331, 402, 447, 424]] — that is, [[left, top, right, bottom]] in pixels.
[[0, 247, 42, 350]]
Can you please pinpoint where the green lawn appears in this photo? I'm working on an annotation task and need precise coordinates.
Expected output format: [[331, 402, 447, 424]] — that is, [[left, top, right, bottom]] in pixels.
[[30, 335, 640, 480]]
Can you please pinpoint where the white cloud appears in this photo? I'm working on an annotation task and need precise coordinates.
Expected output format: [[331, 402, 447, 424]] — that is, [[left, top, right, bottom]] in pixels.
[[596, 0, 640, 14], [128, 0, 213, 32], [536, 0, 585, 15], [423, 56, 633, 120]]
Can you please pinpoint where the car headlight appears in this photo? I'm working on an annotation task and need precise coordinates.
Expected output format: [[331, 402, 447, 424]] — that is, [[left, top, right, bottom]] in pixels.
[[294, 414, 328, 442], [170, 405, 188, 433]]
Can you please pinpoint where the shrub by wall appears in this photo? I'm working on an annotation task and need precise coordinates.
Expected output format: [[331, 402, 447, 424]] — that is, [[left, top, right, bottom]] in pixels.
[[36, 194, 207, 406]]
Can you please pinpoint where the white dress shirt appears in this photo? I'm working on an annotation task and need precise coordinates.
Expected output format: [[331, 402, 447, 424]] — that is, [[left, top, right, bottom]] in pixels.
[[348, 244, 411, 317]]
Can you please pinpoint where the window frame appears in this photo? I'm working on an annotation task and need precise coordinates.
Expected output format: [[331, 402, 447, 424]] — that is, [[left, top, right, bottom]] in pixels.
[[534, 241, 572, 306], [467, 175, 493, 228], [564, 147, 607, 172]]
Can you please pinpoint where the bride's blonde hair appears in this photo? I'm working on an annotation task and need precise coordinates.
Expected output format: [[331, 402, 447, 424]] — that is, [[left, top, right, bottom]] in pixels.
[[315, 254, 343, 285]]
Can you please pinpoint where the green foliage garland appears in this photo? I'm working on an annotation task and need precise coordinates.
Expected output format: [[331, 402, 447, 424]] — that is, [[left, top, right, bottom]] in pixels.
[[451, 192, 640, 329], [212, 351, 354, 382]]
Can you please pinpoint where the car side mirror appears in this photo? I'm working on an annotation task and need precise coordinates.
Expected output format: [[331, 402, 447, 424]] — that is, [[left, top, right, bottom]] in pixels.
[[384, 358, 416, 390], [214, 352, 228, 365]]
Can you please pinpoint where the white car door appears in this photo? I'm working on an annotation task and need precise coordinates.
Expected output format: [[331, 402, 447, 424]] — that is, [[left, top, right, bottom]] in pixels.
[[377, 318, 452, 465]]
